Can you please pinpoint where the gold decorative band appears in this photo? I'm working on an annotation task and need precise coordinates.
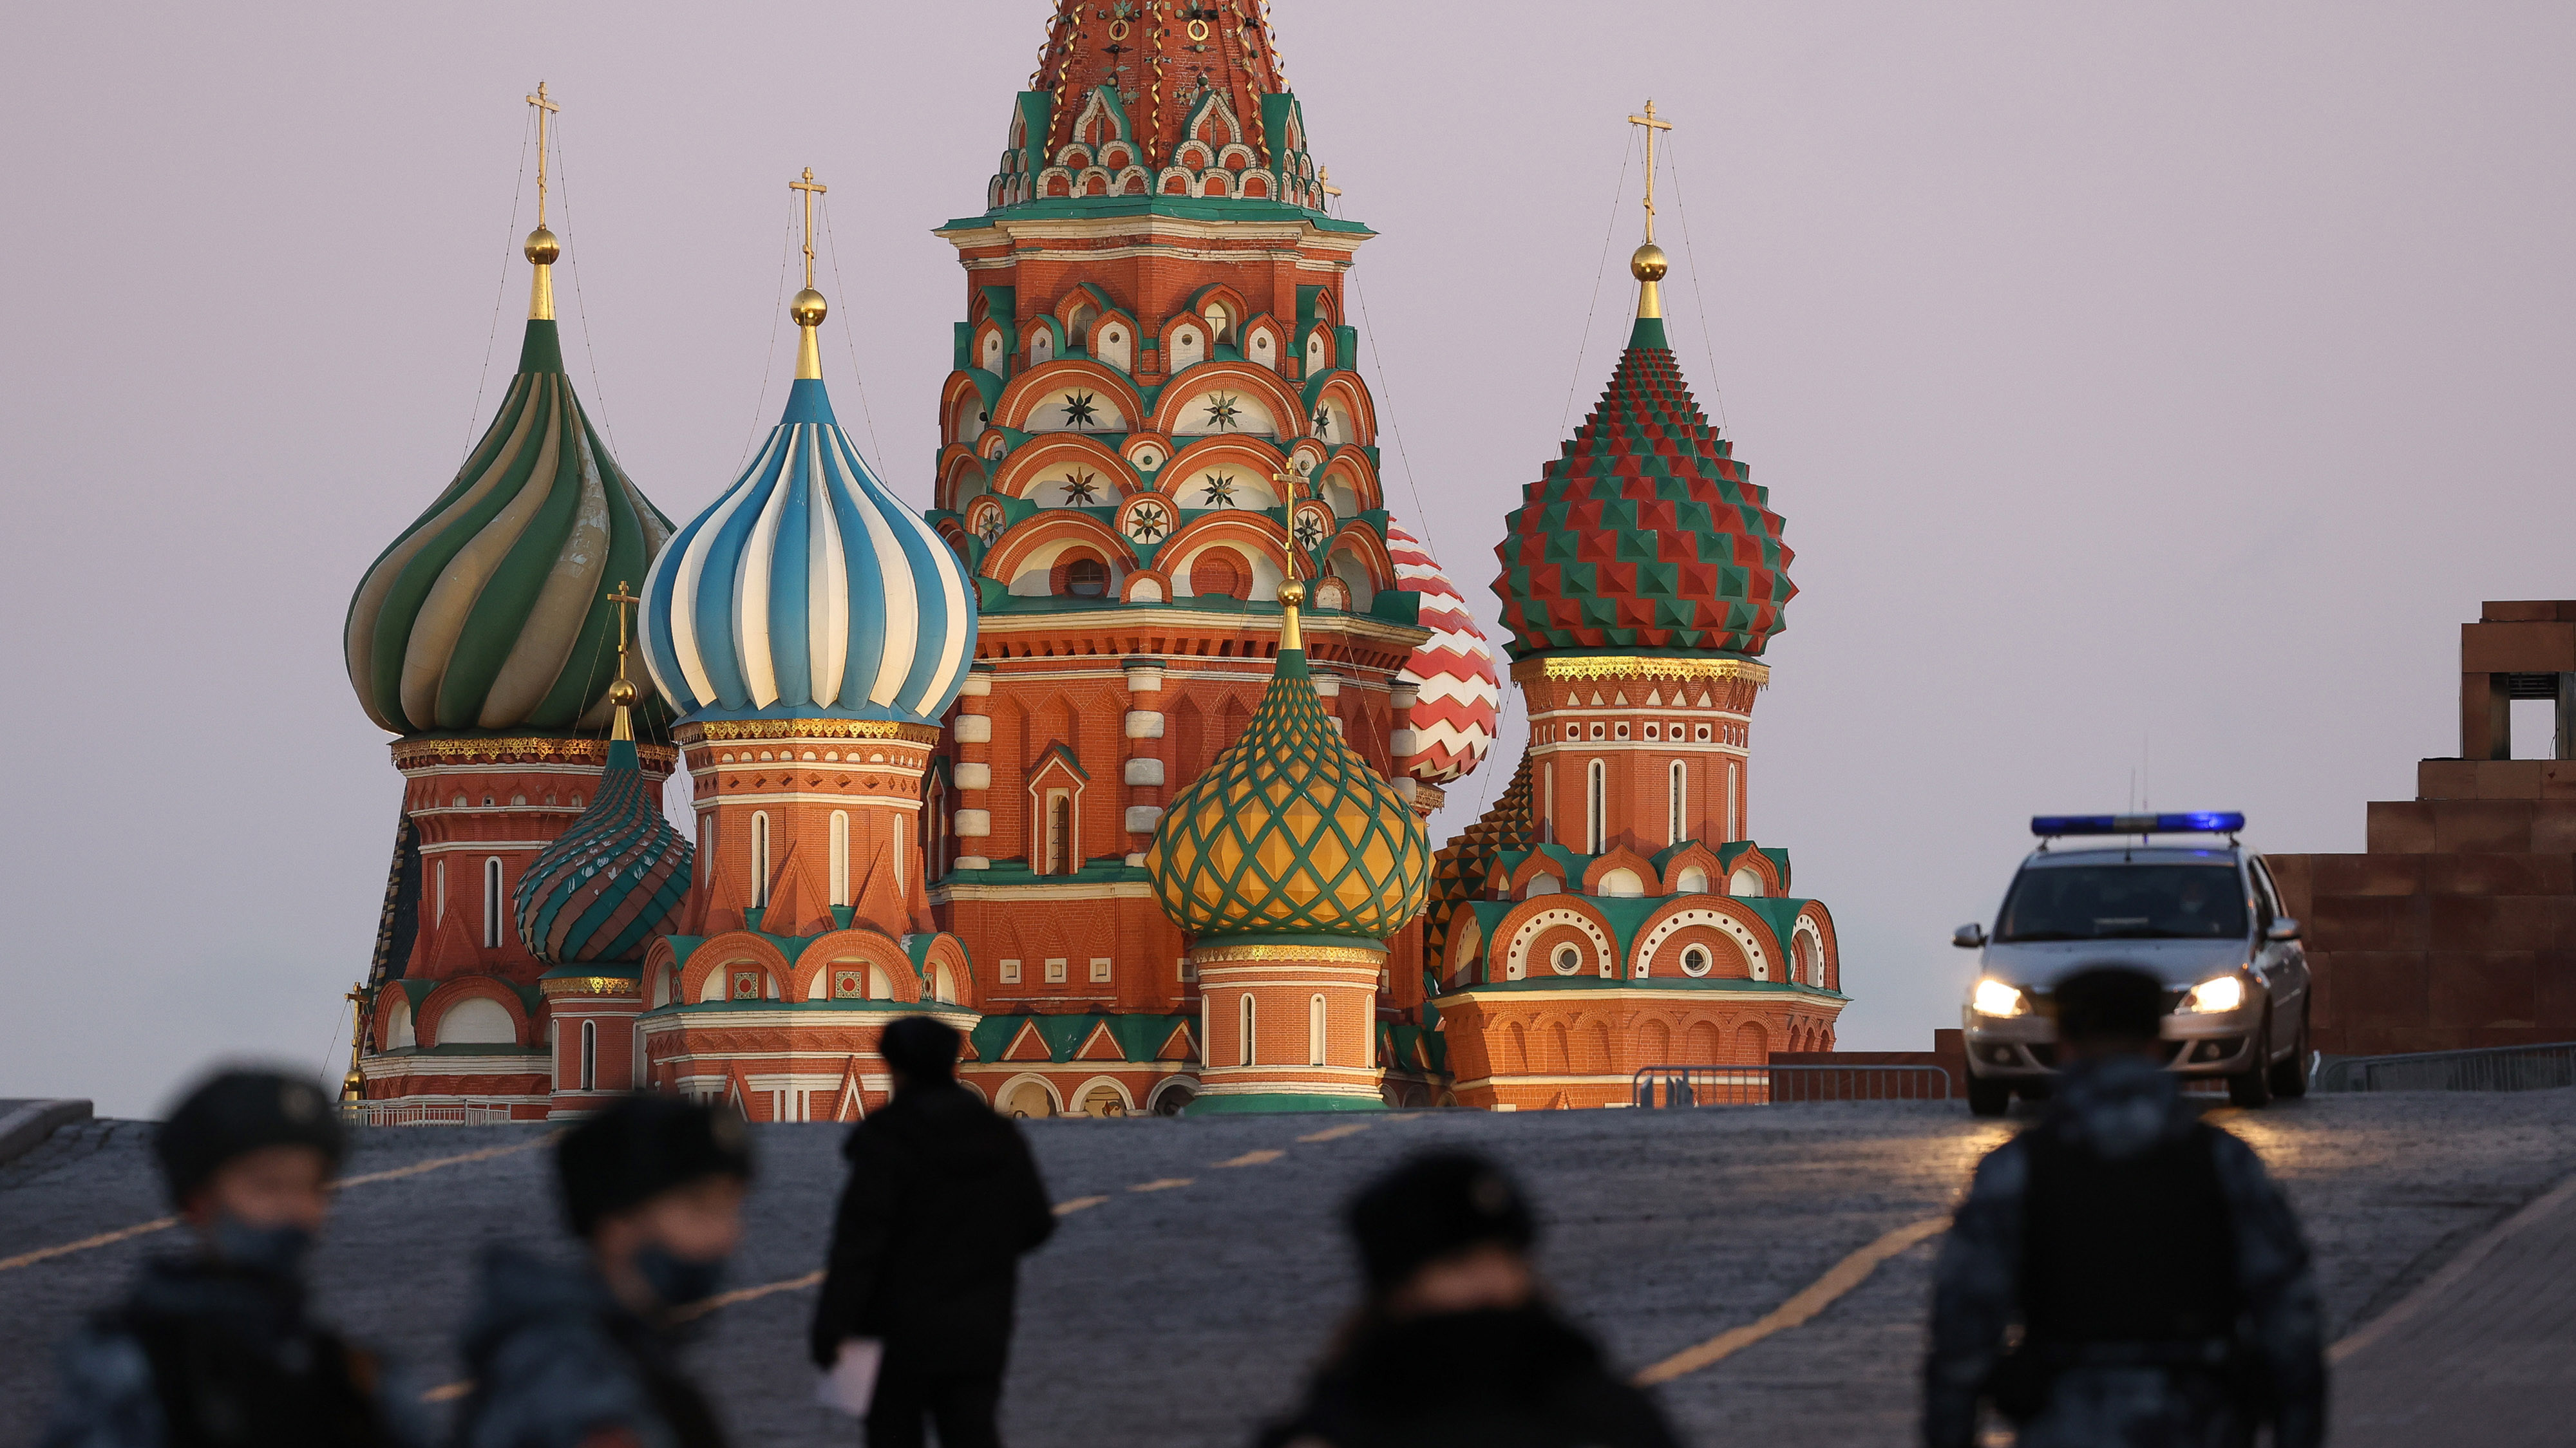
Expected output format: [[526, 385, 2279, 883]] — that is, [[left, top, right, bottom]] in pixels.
[[392, 737, 677, 769], [677, 719, 942, 744], [1191, 943, 1388, 964], [539, 976, 643, 999], [1511, 655, 1770, 686]]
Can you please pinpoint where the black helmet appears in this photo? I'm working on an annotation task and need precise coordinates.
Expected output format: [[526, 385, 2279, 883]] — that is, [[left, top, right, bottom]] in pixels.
[[155, 1069, 345, 1208], [1348, 1149, 1537, 1294], [557, 1094, 754, 1238]]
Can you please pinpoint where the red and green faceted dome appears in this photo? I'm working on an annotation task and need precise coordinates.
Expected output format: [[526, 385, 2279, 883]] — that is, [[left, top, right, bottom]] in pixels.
[[1493, 318, 1795, 659]]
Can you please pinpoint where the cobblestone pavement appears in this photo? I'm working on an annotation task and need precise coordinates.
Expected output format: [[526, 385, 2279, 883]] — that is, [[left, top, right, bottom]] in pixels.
[[4, 1091, 2572, 1447]]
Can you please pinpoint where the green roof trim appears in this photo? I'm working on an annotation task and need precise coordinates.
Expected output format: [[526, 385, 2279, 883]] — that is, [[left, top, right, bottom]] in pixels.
[[967, 1011, 1195, 1066]]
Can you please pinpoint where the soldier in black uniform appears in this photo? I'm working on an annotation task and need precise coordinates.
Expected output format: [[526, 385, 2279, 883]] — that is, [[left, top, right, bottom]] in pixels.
[[1257, 1150, 1682, 1448], [1924, 966, 2326, 1448], [41, 1067, 419, 1448], [454, 1094, 753, 1448]]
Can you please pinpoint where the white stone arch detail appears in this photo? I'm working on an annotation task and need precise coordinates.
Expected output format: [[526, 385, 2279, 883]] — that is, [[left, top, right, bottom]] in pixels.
[[1792, 915, 1828, 987], [1502, 907, 1614, 982], [994, 1071, 1063, 1118], [1634, 907, 1772, 981], [1216, 142, 1258, 171], [1069, 1075, 1137, 1116], [1146, 1075, 1201, 1114]]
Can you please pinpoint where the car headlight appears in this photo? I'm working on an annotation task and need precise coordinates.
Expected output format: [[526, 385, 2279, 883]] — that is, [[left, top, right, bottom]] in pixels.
[[2181, 975, 2246, 1014], [1971, 978, 2031, 1018]]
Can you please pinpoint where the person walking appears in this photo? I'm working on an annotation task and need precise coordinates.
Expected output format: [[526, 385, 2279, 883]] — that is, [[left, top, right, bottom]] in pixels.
[[42, 1067, 420, 1448], [1256, 1151, 1683, 1448], [1924, 966, 2327, 1448], [810, 1015, 1056, 1448], [455, 1093, 754, 1448]]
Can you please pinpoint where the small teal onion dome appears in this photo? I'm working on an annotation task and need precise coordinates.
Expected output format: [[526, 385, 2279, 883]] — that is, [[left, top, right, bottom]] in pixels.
[[640, 379, 978, 724], [513, 731, 692, 964], [346, 320, 674, 735]]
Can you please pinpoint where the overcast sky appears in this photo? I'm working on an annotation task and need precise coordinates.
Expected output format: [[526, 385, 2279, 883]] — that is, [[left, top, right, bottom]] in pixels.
[[5, 3, 2570, 1117]]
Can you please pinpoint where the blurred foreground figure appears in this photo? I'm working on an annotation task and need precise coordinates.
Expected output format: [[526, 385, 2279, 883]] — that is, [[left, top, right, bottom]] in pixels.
[[1256, 1151, 1681, 1448], [43, 1067, 417, 1448], [811, 1016, 1056, 1448], [1924, 967, 2326, 1448], [457, 1095, 752, 1448]]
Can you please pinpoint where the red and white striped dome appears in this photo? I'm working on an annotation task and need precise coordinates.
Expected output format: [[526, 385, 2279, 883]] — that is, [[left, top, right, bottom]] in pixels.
[[1387, 520, 1502, 784]]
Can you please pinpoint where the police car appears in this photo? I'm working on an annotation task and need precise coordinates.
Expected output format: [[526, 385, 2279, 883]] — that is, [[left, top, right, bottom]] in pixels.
[[1953, 812, 2313, 1117]]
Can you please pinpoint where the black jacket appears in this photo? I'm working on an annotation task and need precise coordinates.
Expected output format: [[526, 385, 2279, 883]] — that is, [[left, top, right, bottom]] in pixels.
[[453, 1246, 728, 1448], [1256, 1305, 1683, 1448], [809, 1081, 1056, 1369], [44, 1256, 415, 1448]]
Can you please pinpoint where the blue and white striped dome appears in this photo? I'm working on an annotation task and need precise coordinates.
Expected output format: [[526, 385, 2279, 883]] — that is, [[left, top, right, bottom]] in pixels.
[[641, 379, 976, 724]]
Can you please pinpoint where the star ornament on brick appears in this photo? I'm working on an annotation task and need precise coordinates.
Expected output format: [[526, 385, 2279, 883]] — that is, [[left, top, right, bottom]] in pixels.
[[1061, 391, 1101, 429], [1128, 502, 1170, 541], [1061, 472, 1101, 505], [1200, 475, 1238, 508], [1202, 393, 1242, 431]]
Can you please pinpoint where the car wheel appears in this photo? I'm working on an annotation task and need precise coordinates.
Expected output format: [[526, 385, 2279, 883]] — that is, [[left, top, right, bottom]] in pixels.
[[2228, 1010, 2275, 1107], [1967, 1075, 2012, 1117], [2269, 1001, 2311, 1098]]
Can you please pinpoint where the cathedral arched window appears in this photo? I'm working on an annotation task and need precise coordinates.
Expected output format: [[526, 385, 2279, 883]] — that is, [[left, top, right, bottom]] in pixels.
[[1309, 993, 1327, 1066], [1065, 557, 1110, 597], [1586, 760, 1606, 854], [751, 812, 772, 907], [1239, 993, 1257, 1067], [482, 858, 503, 948], [829, 811, 850, 907], [1668, 761, 1688, 846], [579, 1020, 597, 1092]]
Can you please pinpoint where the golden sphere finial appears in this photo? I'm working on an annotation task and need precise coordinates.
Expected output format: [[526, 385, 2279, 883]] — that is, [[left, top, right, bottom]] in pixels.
[[1630, 241, 1668, 282], [1276, 579, 1307, 608], [791, 287, 829, 326], [607, 677, 638, 707], [525, 225, 562, 265]]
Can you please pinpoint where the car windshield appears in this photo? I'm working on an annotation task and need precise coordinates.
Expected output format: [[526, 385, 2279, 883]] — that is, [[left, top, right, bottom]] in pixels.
[[1994, 863, 2248, 943]]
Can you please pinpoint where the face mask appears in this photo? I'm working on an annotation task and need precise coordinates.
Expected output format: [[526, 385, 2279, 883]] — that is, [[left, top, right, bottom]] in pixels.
[[209, 1217, 314, 1276], [633, 1245, 727, 1310]]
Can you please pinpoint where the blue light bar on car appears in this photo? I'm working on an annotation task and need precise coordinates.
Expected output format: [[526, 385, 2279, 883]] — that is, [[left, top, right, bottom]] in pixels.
[[2031, 811, 2246, 837]]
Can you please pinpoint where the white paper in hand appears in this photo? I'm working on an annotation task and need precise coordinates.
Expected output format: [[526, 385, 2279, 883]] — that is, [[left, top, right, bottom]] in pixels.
[[815, 1339, 883, 1416]]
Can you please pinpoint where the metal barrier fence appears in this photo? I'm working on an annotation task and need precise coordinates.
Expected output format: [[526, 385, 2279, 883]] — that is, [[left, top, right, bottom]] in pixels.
[[346, 1101, 522, 1127], [2316, 1042, 2576, 1094], [1633, 1064, 1956, 1108]]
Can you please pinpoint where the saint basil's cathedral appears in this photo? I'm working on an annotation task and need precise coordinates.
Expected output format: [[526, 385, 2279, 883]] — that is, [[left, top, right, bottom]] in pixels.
[[344, 2, 1846, 1123]]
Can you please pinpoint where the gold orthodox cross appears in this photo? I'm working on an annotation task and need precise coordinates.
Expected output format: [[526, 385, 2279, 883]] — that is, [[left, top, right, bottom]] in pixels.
[[527, 82, 560, 228], [607, 581, 642, 670], [1318, 166, 1340, 199], [1627, 99, 1672, 243], [790, 168, 828, 290]]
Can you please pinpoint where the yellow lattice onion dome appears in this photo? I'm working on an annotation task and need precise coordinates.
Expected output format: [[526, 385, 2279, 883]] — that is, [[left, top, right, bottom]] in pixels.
[[1146, 583, 1431, 943]]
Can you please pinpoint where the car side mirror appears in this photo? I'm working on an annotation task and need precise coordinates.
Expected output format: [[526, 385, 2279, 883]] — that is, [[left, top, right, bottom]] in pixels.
[[1953, 923, 1987, 949], [2266, 917, 2300, 943]]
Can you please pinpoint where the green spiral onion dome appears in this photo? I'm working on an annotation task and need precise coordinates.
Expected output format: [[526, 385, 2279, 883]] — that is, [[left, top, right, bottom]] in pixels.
[[1146, 590, 1431, 943], [513, 723, 692, 965], [345, 319, 674, 735]]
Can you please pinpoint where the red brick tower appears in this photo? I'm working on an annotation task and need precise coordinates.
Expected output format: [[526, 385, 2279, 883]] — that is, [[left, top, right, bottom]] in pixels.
[[1425, 108, 1848, 1108], [922, 0, 1491, 1116], [345, 89, 676, 1119]]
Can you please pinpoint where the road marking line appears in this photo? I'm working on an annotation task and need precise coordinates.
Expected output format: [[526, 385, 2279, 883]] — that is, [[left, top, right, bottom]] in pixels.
[[1128, 1177, 1195, 1192], [2329, 1166, 2576, 1364], [1214, 1149, 1285, 1167], [0, 1131, 564, 1274], [676, 1268, 824, 1321], [1297, 1124, 1373, 1143], [1634, 1216, 1950, 1385], [1052, 1195, 1110, 1215]]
